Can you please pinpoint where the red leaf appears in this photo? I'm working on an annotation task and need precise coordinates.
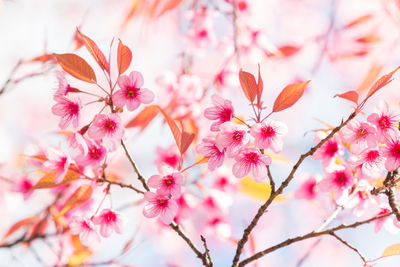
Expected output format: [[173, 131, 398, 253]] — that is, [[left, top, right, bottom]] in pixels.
[[55, 184, 93, 219], [53, 53, 97, 83], [180, 131, 195, 155], [76, 28, 110, 73], [278, 45, 301, 57], [2, 217, 35, 242], [257, 64, 263, 109], [239, 69, 257, 102], [125, 105, 160, 130], [117, 39, 132, 74], [334, 90, 359, 104], [272, 81, 310, 112], [363, 67, 399, 104]]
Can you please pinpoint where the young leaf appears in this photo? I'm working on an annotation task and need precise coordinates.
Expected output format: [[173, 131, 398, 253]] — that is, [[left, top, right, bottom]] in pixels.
[[363, 67, 399, 103], [180, 131, 195, 154], [334, 90, 359, 104], [277, 45, 301, 58], [156, 0, 184, 17], [29, 169, 81, 191], [239, 69, 257, 103], [55, 184, 93, 219], [257, 64, 263, 109], [53, 53, 97, 83], [76, 28, 110, 73], [117, 40, 132, 74], [159, 107, 182, 152], [356, 64, 383, 93], [2, 217, 35, 242], [272, 81, 310, 112], [343, 14, 373, 29], [125, 105, 160, 130], [381, 243, 400, 258]]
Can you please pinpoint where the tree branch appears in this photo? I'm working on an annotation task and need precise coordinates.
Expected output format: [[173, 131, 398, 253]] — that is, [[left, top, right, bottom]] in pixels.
[[201, 235, 213, 267], [329, 232, 366, 264], [231, 111, 357, 266]]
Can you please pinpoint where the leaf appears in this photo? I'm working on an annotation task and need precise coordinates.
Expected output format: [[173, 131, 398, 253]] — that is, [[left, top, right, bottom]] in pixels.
[[363, 67, 399, 104], [53, 53, 97, 83], [278, 45, 301, 57], [334, 90, 359, 104], [117, 40, 133, 74], [29, 170, 81, 191], [257, 64, 263, 109], [2, 217, 35, 242], [76, 28, 110, 73], [272, 81, 310, 112], [239, 69, 258, 102], [28, 54, 56, 63], [356, 64, 383, 93], [239, 177, 271, 202], [156, 0, 184, 17], [180, 131, 195, 154], [68, 250, 92, 266], [356, 34, 380, 43], [121, 0, 143, 29], [343, 14, 373, 29], [125, 105, 159, 130], [55, 184, 93, 219], [381, 243, 400, 258]]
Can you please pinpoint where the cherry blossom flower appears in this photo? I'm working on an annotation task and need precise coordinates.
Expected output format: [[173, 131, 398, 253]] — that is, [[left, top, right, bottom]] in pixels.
[[232, 148, 271, 182], [374, 207, 400, 233], [147, 165, 183, 198], [51, 95, 82, 129], [367, 103, 399, 142], [216, 122, 250, 157], [54, 71, 70, 97], [341, 120, 377, 154], [350, 148, 385, 177], [155, 145, 180, 169], [93, 209, 126, 238], [295, 175, 319, 200], [204, 94, 234, 131], [75, 140, 106, 167], [143, 191, 178, 225], [250, 119, 288, 152], [312, 132, 343, 166], [380, 134, 400, 171], [43, 148, 71, 184], [319, 168, 354, 192], [70, 216, 101, 247], [88, 113, 124, 151], [113, 71, 155, 111], [12, 176, 33, 200], [197, 138, 225, 171], [185, 7, 216, 49], [69, 132, 89, 155]]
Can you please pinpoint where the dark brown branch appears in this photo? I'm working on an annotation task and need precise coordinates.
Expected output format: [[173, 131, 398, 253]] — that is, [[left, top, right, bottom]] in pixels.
[[266, 166, 275, 194], [231, 111, 357, 266], [121, 140, 150, 191], [329, 232, 366, 263], [201, 235, 213, 267], [98, 177, 145, 194], [0, 232, 59, 249], [238, 212, 392, 266], [372, 169, 400, 221]]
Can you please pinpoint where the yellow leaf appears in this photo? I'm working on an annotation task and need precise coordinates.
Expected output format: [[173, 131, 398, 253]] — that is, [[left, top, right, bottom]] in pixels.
[[382, 243, 400, 258], [240, 176, 271, 201], [68, 250, 92, 266]]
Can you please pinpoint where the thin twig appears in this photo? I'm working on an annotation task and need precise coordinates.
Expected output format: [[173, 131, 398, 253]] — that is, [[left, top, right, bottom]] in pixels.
[[329, 232, 367, 264], [231, 111, 357, 267], [201, 235, 213, 267], [266, 166, 275, 194], [97, 177, 145, 194], [238, 212, 393, 266]]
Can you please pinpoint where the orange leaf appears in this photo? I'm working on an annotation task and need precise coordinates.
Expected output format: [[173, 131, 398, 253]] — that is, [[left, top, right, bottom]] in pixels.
[[180, 131, 195, 154], [156, 0, 184, 17], [334, 90, 359, 104], [117, 39, 132, 74], [239, 69, 257, 102], [278, 45, 301, 57], [272, 81, 310, 112], [356, 64, 383, 93], [121, 0, 143, 29], [53, 53, 97, 83], [356, 34, 380, 43], [56, 184, 93, 219], [343, 14, 373, 29], [28, 54, 56, 63], [2, 217, 35, 242], [29, 170, 81, 191], [257, 64, 263, 109], [381, 243, 400, 258], [363, 67, 399, 104], [125, 105, 159, 130], [76, 28, 110, 73]]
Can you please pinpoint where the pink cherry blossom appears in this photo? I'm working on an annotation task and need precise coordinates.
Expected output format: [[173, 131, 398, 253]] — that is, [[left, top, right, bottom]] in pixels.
[[341, 120, 377, 154], [43, 148, 71, 184], [51, 95, 82, 129], [380, 134, 400, 171], [69, 216, 101, 247], [232, 148, 271, 182], [88, 113, 124, 151], [147, 165, 183, 198], [155, 145, 180, 169], [367, 103, 399, 142], [93, 209, 126, 238], [319, 168, 354, 192], [69, 131, 89, 155], [216, 122, 250, 157], [143, 191, 178, 225], [113, 71, 154, 111], [295, 176, 319, 200], [12, 176, 33, 200], [350, 148, 385, 177], [197, 138, 225, 171], [204, 94, 234, 131], [54, 71, 70, 97], [250, 119, 288, 152], [312, 132, 343, 166], [75, 140, 106, 167], [374, 207, 400, 233]]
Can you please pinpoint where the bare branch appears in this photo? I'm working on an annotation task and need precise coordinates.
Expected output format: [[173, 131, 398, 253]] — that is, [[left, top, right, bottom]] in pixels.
[[329, 232, 367, 264], [201, 235, 213, 267]]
